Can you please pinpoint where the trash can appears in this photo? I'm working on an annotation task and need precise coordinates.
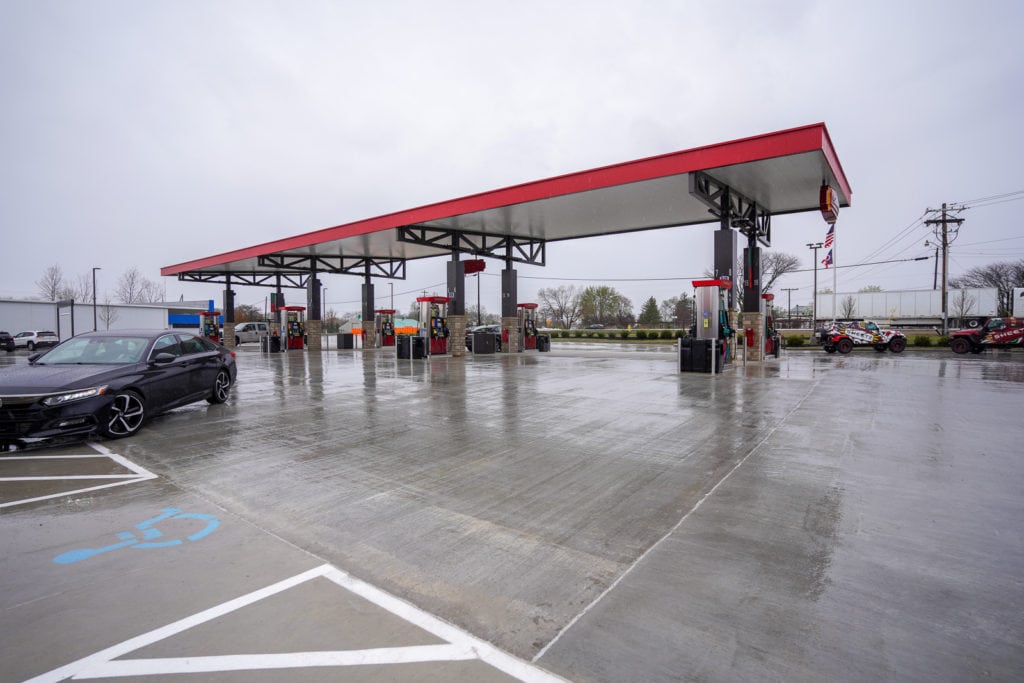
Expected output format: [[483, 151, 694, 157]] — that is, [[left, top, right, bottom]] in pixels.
[[269, 335, 282, 353], [411, 336, 427, 359], [473, 331, 496, 354], [260, 336, 269, 352], [397, 335, 412, 359], [536, 334, 551, 352], [337, 333, 354, 349]]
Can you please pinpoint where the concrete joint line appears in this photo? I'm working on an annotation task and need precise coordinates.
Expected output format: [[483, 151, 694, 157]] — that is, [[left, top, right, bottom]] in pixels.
[[534, 380, 821, 662]]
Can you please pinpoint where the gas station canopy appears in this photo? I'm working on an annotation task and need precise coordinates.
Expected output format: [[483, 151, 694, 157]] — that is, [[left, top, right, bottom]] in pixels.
[[161, 122, 850, 283]]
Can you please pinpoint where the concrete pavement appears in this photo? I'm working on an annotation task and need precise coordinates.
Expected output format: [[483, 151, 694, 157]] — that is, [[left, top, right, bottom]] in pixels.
[[1, 343, 1022, 681]]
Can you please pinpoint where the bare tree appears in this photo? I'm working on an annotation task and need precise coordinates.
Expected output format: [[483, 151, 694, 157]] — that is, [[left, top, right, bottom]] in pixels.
[[951, 290, 977, 325], [840, 295, 857, 318], [761, 252, 801, 294], [115, 267, 164, 304], [951, 259, 1024, 315], [36, 264, 65, 301], [98, 295, 120, 330], [538, 285, 583, 329]]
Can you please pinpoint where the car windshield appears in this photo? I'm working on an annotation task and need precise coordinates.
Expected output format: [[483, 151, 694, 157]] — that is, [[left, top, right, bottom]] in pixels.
[[36, 336, 149, 365]]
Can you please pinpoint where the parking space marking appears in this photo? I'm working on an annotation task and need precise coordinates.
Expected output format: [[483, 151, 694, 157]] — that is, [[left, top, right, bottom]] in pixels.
[[0, 442, 156, 509], [28, 563, 566, 682]]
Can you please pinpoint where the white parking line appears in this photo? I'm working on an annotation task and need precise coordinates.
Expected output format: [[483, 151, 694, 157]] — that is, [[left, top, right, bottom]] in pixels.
[[0, 442, 156, 509], [28, 564, 567, 682]]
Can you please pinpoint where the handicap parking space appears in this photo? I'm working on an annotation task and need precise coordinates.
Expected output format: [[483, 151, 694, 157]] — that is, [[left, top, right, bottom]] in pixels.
[[2, 347, 1024, 681], [0, 435, 563, 682]]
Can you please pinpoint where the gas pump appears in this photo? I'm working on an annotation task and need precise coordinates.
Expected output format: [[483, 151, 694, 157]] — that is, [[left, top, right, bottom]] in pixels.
[[416, 296, 450, 355], [518, 303, 539, 350], [763, 293, 781, 358], [280, 306, 306, 350], [198, 311, 221, 344], [375, 309, 397, 347], [681, 279, 732, 373]]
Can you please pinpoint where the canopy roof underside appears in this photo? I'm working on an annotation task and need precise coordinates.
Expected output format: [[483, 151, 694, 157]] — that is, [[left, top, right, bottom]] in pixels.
[[162, 122, 851, 278]]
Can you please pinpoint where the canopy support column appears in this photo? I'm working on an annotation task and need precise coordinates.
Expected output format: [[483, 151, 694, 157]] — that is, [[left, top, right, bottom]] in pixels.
[[223, 275, 236, 349], [501, 247, 519, 354], [362, 265, 376, 349], [447, 250, 466, 357]]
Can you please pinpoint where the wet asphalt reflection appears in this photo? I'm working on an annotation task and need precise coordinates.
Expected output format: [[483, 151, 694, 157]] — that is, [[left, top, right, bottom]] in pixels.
[[2, 345, 1023, 682]]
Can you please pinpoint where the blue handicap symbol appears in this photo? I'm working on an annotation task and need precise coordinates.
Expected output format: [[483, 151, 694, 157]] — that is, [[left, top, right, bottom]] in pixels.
[[54, 508, 219, 565]]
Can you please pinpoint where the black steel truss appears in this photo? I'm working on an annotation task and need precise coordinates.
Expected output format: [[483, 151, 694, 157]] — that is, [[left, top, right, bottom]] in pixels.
[[396, 225, 546, 266], [176, 271, 311, 289], [257, 254, 406, 279], [689, 171, 771, 247]]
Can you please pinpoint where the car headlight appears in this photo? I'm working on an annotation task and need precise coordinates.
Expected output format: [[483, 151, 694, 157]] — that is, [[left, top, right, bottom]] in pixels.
[[42, 386, 108, 406]]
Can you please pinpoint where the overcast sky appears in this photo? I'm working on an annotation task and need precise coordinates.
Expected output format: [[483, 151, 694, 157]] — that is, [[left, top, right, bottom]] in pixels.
[[2, 0, 1022, 318]]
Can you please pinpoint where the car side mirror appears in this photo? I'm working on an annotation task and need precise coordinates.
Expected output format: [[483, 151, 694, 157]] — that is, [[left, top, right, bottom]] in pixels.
[[150, 352, 177, 365]]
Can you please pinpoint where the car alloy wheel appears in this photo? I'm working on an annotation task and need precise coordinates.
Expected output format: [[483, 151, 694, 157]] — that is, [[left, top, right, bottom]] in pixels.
[[207, 369, 231, 404], [103, 390, 146, 438]]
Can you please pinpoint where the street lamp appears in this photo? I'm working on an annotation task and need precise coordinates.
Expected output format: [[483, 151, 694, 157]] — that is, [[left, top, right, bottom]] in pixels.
[[805, 243, 822, 328], [91, 267, 101, 331], [389, 282, 394, 310]]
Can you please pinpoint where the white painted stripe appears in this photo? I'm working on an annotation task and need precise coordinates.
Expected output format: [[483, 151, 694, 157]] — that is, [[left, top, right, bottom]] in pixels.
[[28, 564, 567, 683], [533, 379, 821, 662], [0, 444, 158, 509], [75, 645, 476, 678], [0, 455, 111, 460], [0, 475, 146, 481], [24, 565, 332, 683], [320, 566, 567, 682], [0, 477, 151, 509]]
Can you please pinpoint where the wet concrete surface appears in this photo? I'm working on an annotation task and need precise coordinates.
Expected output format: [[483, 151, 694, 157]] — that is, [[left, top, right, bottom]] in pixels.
[[1, 345, 1023, 681]]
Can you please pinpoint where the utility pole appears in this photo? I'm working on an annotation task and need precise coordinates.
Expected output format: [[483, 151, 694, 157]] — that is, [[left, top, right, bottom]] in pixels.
[[806, 243, 823, 328], [924, 203, 964, 335], [781, 287, 799, 327]]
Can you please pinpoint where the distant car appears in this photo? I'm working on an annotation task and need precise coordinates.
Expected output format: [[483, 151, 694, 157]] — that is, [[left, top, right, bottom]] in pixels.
[[0, 330, 237, 448], [0, 331, 14, 352], [12, 330, 60, 352], [234, 321, 269, 345], [586, 323, 605, 329], [465, 324, 502, 352]]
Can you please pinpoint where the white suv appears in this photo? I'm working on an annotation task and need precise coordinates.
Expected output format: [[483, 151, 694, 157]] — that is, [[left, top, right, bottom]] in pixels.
[[234, 322, 270, 345], [13, 330, 60, 351]]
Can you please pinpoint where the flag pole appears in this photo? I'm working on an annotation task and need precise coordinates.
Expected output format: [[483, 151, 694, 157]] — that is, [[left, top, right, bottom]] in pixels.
[[832, 221, 837, 319]]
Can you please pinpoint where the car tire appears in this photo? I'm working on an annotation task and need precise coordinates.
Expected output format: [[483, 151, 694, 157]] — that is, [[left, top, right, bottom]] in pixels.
[[207, 369, 232, 404], [101, 390, 146, 439], [950, 337, 971, 354], [889, 337, 906, 353], [837, 339, 853, 354], [967, 319, 980, 328], [27, 341, 35, 351], [235, 336, 240, 346]]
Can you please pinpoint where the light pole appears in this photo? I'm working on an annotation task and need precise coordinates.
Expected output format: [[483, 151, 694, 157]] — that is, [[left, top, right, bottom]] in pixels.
[[323, 286, 327, 328], [476, 272, 482, 325], [805, 243, 822, 328], [389, 282, 394, 310], [91, 267, 101, 331]]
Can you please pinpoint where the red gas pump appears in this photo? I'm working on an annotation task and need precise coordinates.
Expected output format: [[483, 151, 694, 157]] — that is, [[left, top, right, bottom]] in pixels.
[[416, 296, 450, 355], [518, 303, 539, 350], [281, 306, 306, 350], [375, 309, 397, 347], [198, 311, 221, 344]]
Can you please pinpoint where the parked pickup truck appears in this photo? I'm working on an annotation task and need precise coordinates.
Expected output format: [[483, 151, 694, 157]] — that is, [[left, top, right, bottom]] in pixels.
[[816, 320, 907, 354], [234, 321, 270, 345], [950, 317, 1024, 354]]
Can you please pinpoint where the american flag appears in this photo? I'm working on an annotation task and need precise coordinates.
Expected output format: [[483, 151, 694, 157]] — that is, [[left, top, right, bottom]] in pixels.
[[821, 249, 833, 269], [824, 224, 834, 248]]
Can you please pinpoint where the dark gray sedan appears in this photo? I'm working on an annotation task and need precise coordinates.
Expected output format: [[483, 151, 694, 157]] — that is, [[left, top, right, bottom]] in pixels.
[[0, 330, 236, 449]]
